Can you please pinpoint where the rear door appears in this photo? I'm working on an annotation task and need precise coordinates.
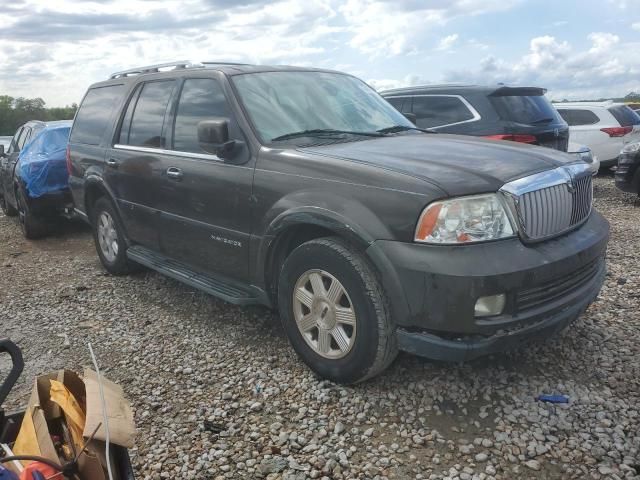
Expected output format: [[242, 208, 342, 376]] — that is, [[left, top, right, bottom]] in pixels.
[[109, 79, 177, 250], [3, 126, 32, 206], [156, 76, 253, 281], [1, 127, 23, 202], [556, 107, 607, 157]]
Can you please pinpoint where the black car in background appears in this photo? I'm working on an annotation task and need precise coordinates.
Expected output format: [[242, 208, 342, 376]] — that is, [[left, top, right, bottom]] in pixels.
[[615, 142, 640, 195], [67, 62, 608, 383], [381, 85, 570, 151]]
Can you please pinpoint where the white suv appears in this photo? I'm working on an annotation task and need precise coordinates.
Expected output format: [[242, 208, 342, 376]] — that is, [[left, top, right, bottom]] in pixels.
[[555, 101, 640, 167]]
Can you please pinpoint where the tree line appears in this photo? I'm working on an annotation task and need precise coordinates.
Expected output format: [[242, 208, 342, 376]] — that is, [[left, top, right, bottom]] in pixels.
[[0, 95, 77, 136]]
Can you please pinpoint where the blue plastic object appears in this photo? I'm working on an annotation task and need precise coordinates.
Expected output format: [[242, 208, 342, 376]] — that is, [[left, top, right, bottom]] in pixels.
[[535, 394, 569, 404], [17, 123, 71, 198], [0, 466, 19, 480]]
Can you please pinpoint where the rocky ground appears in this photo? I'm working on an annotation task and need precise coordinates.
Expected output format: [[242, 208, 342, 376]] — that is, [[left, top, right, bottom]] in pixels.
[[1, 174, 639, 480]]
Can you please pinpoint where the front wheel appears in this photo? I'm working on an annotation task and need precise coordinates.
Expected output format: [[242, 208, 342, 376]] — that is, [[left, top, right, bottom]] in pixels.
[[91, 197, 137, 275], [278, 237, 398, 384]]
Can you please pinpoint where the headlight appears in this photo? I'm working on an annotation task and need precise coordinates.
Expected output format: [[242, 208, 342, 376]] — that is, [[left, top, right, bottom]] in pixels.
[[575, 149, 593, 164], [621, 142, 640, 154], [415, 194, 515, 244]]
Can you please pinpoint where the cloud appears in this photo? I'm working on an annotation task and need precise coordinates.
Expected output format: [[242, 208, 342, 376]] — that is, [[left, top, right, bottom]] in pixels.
[[443, 33, 640, 99], [632, 22, 640, 31], [339, 0, 519, 57], [436, 34, 459, 51]]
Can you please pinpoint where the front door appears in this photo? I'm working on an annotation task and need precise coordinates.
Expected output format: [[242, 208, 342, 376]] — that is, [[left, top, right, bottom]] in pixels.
[[156, 77, 253, 282]]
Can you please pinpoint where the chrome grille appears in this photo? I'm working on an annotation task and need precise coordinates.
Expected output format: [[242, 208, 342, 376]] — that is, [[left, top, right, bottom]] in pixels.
[[500, 164, 593, 242]]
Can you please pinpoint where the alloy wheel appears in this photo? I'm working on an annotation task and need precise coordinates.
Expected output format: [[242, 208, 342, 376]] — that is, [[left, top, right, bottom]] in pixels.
[[97, 211, 119, 263], [292, 269, 357, 359]]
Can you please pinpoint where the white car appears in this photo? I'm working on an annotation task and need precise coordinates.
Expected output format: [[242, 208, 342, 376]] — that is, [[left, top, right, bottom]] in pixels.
[[555, 101, 640, 168], [568, 142, 599, 176]]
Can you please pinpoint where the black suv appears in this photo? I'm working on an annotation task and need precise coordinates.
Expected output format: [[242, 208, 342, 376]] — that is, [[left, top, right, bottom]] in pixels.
[[381, 84, 570, 151], [68, 62, 609, 383]]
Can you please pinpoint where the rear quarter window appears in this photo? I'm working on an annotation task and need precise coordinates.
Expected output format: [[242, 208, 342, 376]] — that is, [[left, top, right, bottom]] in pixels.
[[70, 84, 125, 145], [411, 95, 475, 128], [608, 105, 640, 127], [557, 109, 600, 126]]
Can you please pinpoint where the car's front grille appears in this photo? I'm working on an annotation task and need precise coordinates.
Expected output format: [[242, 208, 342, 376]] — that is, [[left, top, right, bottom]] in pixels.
[[501, 164, 593, 242], [518, 174, 592, 240], [516, 257, 601, 312]]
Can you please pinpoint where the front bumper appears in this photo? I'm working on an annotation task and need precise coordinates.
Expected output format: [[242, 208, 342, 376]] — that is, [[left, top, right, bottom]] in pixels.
[[367, 211, 609, 361]]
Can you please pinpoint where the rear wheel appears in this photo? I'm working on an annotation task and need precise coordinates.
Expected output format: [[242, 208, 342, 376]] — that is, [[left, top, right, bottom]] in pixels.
[[16, 187, 48, 239], [278, 237, 397, 384], [92, 197, 137, 275], [0, 190, 18, 217]]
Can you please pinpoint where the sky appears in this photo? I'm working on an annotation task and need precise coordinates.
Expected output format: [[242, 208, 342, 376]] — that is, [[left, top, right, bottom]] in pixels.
[[0, 0, 639, 107]]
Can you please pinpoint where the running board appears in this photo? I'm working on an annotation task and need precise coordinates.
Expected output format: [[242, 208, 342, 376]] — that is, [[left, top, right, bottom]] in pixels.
[[126, 245, 264, 306]]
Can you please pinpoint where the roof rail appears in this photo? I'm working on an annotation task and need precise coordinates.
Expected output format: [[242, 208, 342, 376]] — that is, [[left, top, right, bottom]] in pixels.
[[109, 61, 199, 79], [201, 61, 250, 66]]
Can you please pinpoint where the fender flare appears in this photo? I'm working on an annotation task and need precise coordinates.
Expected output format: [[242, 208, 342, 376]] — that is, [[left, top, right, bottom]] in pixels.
[[258, 207, 411, 323]]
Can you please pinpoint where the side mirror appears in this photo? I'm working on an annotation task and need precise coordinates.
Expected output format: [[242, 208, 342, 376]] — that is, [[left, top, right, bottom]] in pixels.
[[198, 118, 236, 158], [403, 112, 417, 125]]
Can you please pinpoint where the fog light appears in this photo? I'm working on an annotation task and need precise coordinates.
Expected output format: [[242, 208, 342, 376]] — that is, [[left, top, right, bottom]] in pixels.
[[475, 294, 506, 317]]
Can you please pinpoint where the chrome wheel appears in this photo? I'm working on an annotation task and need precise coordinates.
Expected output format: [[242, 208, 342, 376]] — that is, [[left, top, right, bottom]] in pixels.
[[97, 211, 119, 263], [293, 269, 357, 359]]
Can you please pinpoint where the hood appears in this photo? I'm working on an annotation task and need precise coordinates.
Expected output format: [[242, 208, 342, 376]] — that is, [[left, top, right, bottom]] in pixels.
[[299, 133, 579, 196]]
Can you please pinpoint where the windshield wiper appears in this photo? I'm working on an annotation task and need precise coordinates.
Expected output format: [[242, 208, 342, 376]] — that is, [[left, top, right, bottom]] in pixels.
[[271, 129, 385, 142], [376, 125, 437, 134], [529, 117, 554, 125]]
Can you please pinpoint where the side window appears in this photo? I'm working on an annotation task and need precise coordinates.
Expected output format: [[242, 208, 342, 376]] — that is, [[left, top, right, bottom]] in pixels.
[[17, 128, 31, 150], [8, 127, 24, 153], [557, 109, 599, 126], [172, 79, 230, 154], [386, 97, 406, 112], [118, 84, 143, 145], [127, 80, 176, 148], [70, 84, 126, 145], [412, 96, 475, 128]]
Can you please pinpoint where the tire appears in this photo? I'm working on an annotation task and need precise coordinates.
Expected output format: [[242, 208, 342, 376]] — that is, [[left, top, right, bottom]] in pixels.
[[278, 237, 398, 384], [16, 187, 48, 239], [91, 197, 136, 275], [0, 191, 18, 217]]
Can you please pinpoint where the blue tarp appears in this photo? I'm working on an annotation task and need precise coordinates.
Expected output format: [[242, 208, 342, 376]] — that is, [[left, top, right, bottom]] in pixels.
[[17, 123, 71, 198]]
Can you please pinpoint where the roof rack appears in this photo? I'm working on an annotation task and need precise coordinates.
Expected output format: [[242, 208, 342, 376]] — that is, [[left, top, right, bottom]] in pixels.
[[109, 61, 200, 79], [201, 61, 250, 66]]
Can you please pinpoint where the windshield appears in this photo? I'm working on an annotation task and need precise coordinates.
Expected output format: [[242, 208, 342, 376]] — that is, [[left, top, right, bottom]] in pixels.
[[232, 71, 414, 143]]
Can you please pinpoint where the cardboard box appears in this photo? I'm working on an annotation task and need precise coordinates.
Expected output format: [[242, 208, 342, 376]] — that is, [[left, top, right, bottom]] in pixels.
[[12, 369, 135, 480]]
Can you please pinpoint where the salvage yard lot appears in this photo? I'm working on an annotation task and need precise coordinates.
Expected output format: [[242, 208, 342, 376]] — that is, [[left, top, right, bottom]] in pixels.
[[1, 175, 639, 480]]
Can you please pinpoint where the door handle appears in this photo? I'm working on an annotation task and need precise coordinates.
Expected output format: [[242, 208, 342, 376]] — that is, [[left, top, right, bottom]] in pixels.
[[106, 158, 118, 168], [166, 167, 183, 180]]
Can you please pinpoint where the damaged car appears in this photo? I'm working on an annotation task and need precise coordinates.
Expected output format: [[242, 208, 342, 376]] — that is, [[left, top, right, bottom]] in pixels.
[[68, 63, 609, 383]]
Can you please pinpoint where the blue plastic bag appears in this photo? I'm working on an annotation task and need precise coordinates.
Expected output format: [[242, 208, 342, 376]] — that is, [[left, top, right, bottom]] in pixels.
[[17, 123, 71, 198]]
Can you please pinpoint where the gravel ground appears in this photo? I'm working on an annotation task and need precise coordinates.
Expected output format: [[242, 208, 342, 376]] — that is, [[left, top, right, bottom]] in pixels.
[[1, 174, 639, 480]]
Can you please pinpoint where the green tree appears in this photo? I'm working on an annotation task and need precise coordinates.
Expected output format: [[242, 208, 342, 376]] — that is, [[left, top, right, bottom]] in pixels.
[[0, 95, 77, 136]]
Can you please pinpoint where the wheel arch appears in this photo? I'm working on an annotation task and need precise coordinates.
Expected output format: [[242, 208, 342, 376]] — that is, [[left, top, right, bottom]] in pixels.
[[260, 208, 376, 307], [83, 176, 120, 224], [260, 208, 412, 325]]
